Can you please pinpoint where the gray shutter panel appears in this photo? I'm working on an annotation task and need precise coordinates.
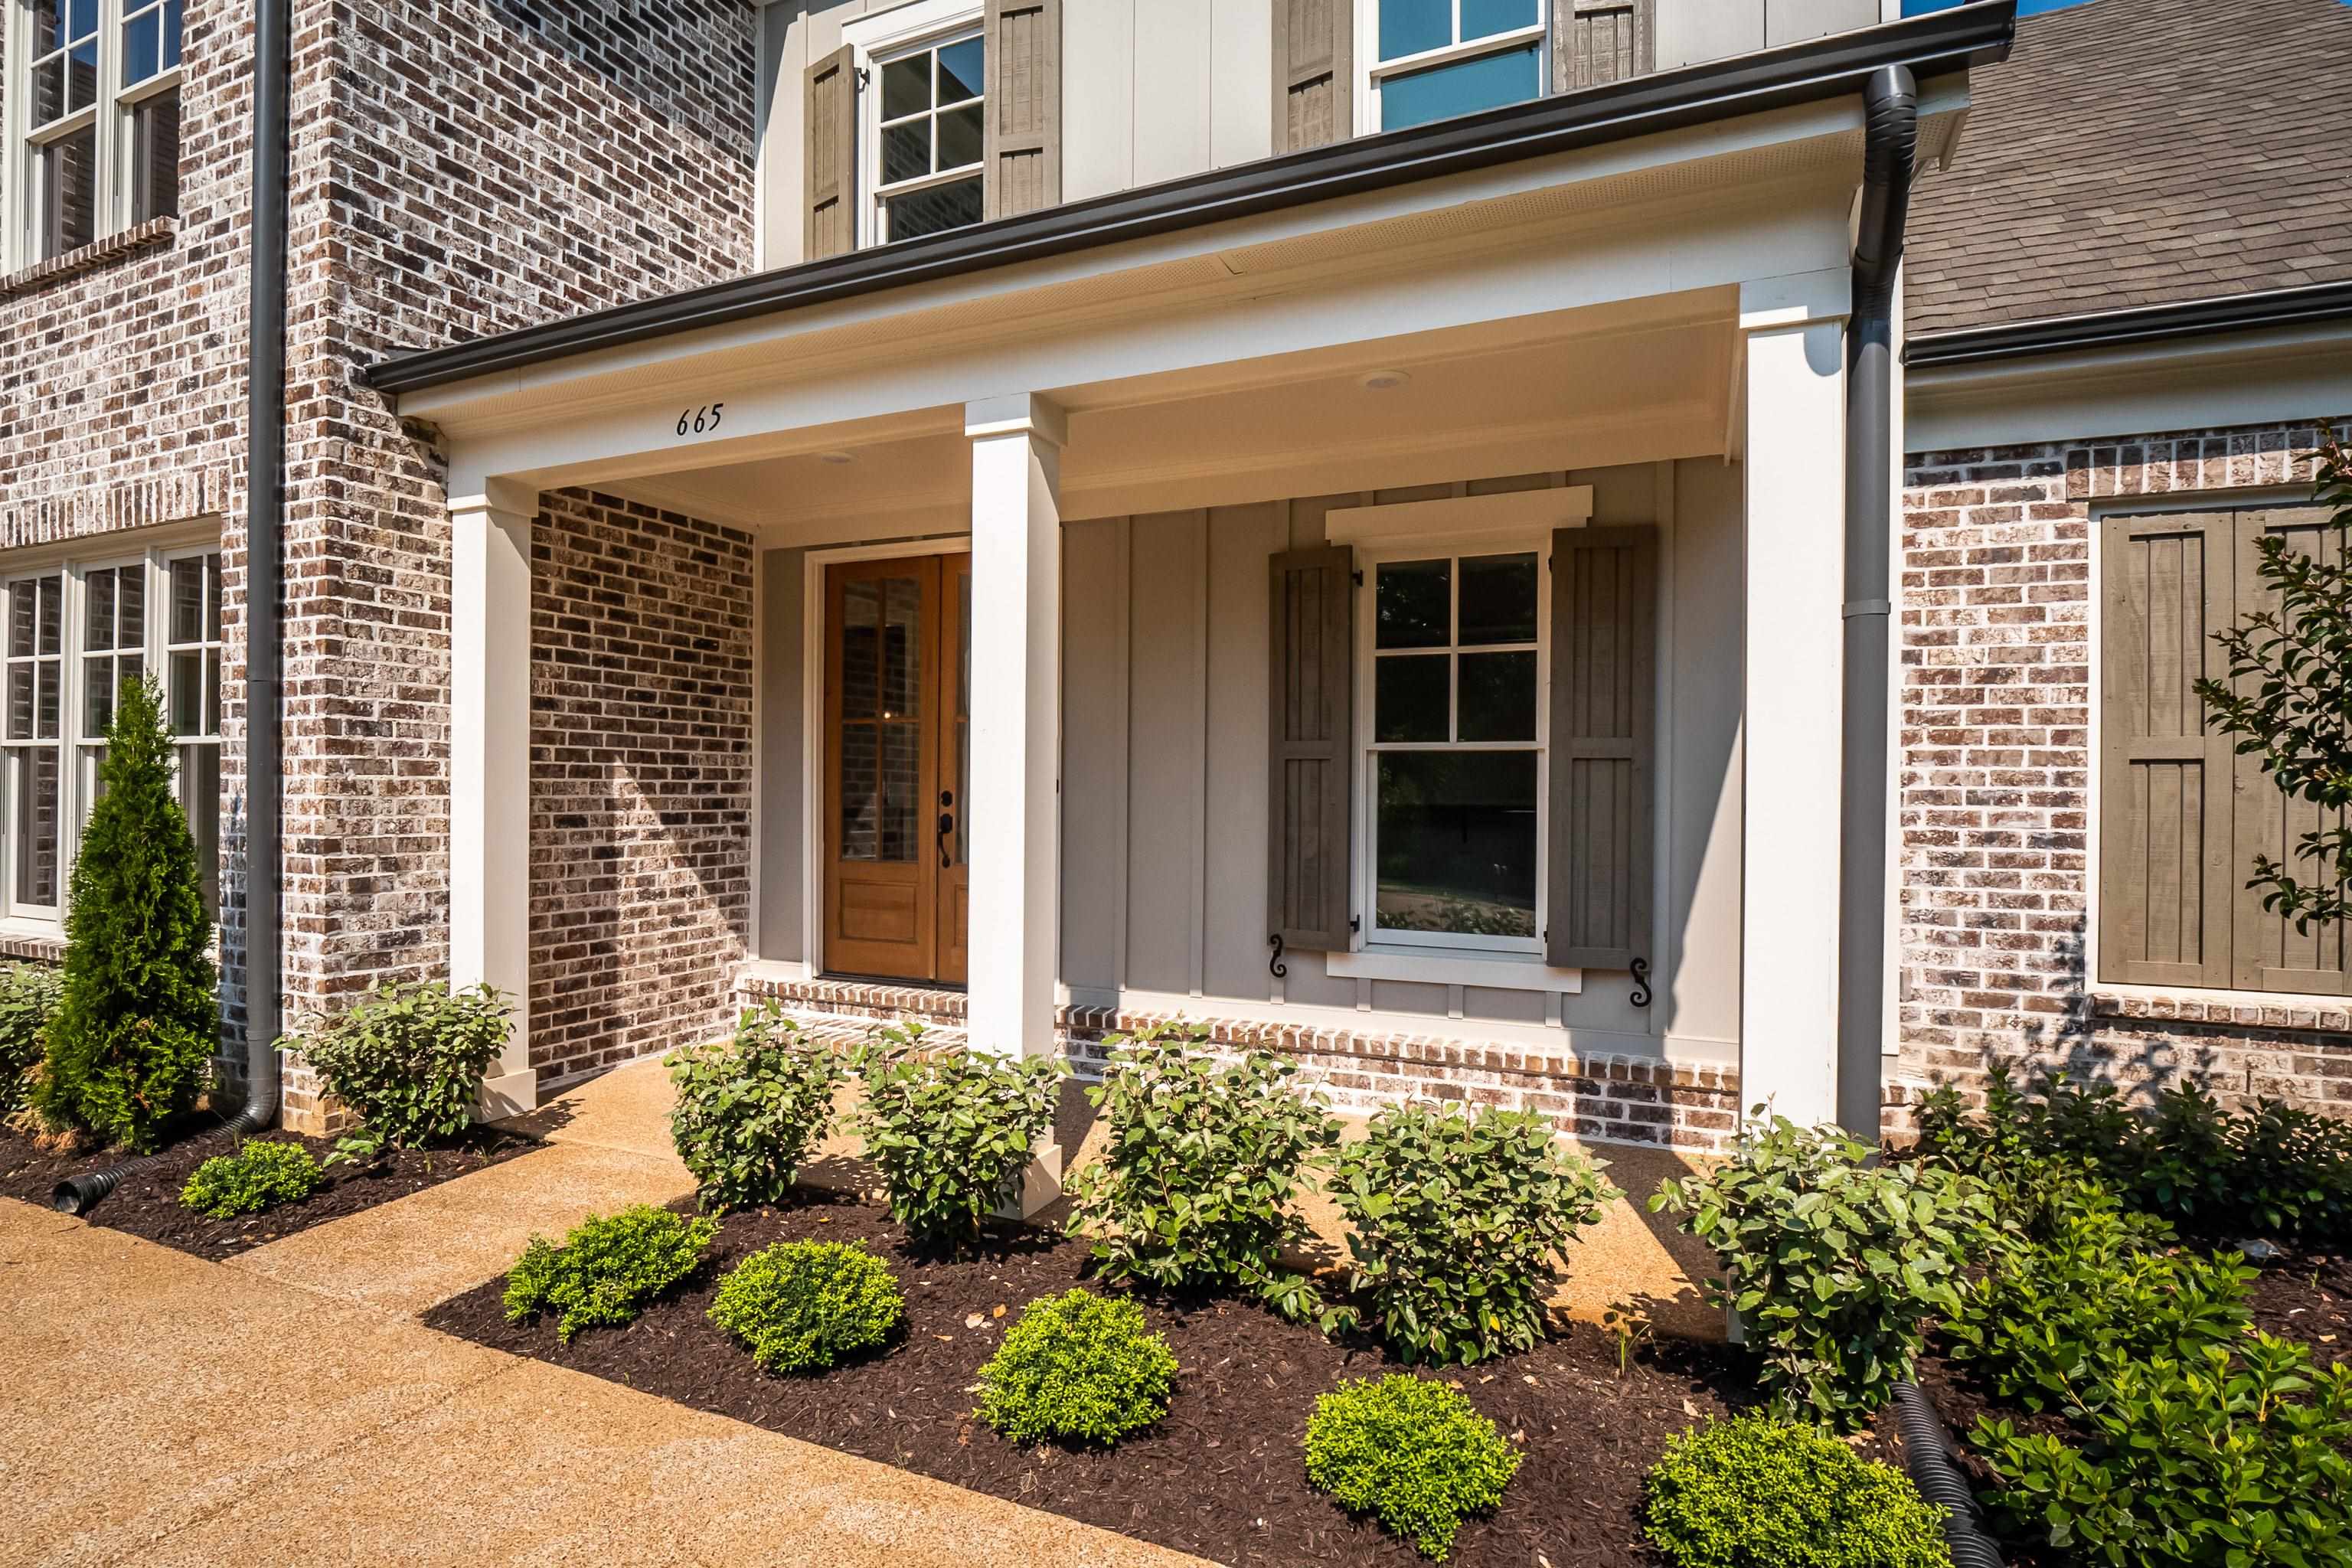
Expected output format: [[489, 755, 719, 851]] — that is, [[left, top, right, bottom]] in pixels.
[[984, 0, 1061, 220], [2097, 509, 2233, 988], [1555, 0, 1656, 93], [2230, 505, 2349, 996], [804, 44, 858, 260], [1547, 524, 1656, 969], [1269, 546, 1354, 951], [1272, 0, 1352, 152]]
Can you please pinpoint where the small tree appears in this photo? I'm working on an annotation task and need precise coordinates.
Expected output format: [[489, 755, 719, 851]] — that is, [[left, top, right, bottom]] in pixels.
[[2197, 433, 2352, 933], [34, 676, 217, 1151]]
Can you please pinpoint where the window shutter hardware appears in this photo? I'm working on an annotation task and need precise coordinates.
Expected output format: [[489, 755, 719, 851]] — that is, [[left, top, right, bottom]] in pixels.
[[1268, 933, 1287, 978], [1628, 956, 1651, 1008]]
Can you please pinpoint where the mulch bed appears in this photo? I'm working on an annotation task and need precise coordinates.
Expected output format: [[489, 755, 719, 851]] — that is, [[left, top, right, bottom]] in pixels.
[[0, 1114, 538, 1263], [425, 1189, 1755, 1568]]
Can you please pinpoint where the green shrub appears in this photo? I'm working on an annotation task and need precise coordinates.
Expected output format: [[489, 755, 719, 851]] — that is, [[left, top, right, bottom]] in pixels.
[[1642, 1412, 1951, 1568], [33, 678, 216, 1152], [707, 1240, 903, 1374], [851, 1024, 1063, 1252], [1974, 1335, 2352, 1568], [1064, 1023, 1341, 1321], [503, 1204, 717, 1342], [975, 1288, 1178, 1446], [1328, 1102, 1616, 1365], [178, 1139, 323, 1218], [286, 982, 510, 1149], [1942, 1189, 2255, 1413], [1302, 1374, 1520, 1562], [0, 962, 63, 1118], [669, 1004, 845, 1210], [1653, 1112, 1995, 1429]]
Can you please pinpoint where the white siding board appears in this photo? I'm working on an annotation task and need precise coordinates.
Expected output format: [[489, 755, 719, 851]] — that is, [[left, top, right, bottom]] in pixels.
[[1060, 518, 1129, 998], [1655, 0, 1762, 70], [1132, 0, 1214, 188], [1061, 0, 1135, 201], [1203, 502, 1282, 1001], [1765, 0, 1879, 47], [1123, 509, 1208, 994], [1209, 0, 1273, 170]]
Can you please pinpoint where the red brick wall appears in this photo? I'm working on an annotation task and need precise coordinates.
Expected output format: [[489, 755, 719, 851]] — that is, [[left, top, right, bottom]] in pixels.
[[529, 491, 755, 1086], [1897, 418, 2352, 1122]]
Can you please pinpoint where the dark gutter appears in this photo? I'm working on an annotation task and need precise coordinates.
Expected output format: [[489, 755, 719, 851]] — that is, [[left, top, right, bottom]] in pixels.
[[1906, 279, 2352, 368], [368, 1, 2015, 396]]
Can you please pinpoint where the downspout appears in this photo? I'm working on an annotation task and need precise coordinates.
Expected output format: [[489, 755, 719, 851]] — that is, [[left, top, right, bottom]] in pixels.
[[55, 0, 289, 1214], [1835, 65, 1916, 1140]]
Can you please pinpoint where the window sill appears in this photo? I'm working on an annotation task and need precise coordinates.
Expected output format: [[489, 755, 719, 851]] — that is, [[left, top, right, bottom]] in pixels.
[[0, 216, 179, 300], [1326, 946, 1583, 995], [0, 919, 65, 964], [2090, 986, 2352, 1034]]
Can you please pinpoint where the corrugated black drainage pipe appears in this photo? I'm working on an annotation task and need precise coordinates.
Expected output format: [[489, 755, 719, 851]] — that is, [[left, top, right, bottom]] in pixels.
[[1835, 64, 1918, 1138], [1892, 1381, 2006, 1568], [54, 0, 289, 1217]]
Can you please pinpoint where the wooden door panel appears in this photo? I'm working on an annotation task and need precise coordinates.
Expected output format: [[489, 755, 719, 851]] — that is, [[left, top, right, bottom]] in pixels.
[[825, 558, 939, 982], [938, 554, 971, 985]]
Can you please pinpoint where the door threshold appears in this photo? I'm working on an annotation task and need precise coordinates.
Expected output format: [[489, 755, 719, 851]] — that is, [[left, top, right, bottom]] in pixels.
[[818, 972, 968, 994]]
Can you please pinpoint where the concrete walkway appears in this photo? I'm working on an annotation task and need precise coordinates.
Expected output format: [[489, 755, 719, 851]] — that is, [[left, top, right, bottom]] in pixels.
[[0, 1199, 1207, 1568]]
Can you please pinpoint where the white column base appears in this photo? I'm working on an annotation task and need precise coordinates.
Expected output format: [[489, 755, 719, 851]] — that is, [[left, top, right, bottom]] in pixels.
[[992, 1137, 1066, 1220], [475, 1067, 540, 1123]]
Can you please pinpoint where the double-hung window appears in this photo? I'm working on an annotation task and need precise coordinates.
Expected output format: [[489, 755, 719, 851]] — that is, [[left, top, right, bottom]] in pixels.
[[10, 0, 182, 267], [0, 547, 220, 929], [1361, 0, 1547, 132], [1362, 544, 1546, 952], [868, 24, 985, 244]]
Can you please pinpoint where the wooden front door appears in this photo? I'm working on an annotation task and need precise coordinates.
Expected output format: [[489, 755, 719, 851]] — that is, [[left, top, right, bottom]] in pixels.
[[823, 554, 969, 984]]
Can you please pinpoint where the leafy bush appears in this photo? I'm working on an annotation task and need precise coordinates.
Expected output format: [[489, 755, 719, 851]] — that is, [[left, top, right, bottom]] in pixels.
[[0, 963, 63, 1119], [1328, 1102, 1617, 1365], [1975, 1334, 2352, 1568], [1303, 1374, 1520, 1562], [669, 1004, 845, 1210], [851, 1024, 1063, 1252], [1642, 1412, 1951, 1568], [178, 1139, 323, 1218], [286, 982, 510, 1149], [502, 1204, 717, 1341], [707, 1239, 903, 1374], [1653, 1112, 1995, 1429], [975, 1289, 1178, 1446], [1942, 1188, 2255, 1413], [34, 678, 216, 1152], [1064, 1023, 1340, 1320]]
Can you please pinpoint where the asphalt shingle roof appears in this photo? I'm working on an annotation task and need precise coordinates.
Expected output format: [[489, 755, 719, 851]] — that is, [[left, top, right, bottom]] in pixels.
[[1906, 0, 2352, 338]]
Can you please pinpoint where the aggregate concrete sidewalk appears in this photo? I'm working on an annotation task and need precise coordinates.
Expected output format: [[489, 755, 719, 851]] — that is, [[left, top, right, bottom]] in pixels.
[[0, 1199, 1210, 1568]]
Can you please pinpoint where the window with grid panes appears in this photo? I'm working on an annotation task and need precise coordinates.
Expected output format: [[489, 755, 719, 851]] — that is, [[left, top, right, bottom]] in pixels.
[[11, 0, 182, 266]]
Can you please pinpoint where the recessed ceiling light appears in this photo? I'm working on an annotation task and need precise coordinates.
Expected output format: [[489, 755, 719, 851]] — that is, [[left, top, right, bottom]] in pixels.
[[818, 450, 855, 466], [1359, 369, 1411, 391]]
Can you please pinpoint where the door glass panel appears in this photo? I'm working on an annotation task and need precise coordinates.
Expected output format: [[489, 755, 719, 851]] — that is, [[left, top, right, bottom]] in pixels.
[[882, 577, 921, 720], [839, 724, 878, 860], [880, 723, 920, 861], [1374, 750, 1538, 938], [841, 579, 880, 720]]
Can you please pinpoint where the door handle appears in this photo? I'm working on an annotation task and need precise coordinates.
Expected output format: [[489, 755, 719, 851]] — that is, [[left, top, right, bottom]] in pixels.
[[937, 789, 955, 868]]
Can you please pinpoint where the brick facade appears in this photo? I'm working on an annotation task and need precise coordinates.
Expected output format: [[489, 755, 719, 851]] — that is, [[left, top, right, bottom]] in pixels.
[[1897, 417, 2352, 1122]]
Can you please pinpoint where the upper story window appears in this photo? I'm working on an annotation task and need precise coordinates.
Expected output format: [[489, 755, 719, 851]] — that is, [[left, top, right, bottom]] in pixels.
[[871, 27, 985, 243], [1364, 0, 1546, 132], [9, 0, 181, 267]]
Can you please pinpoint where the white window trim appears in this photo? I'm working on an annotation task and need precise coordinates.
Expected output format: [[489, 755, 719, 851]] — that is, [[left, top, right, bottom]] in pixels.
[[1351, 525, 1553, 965], [3, 0, 183, 272], [842, 0, 985, 251], [1353, 0, 1550, 138]]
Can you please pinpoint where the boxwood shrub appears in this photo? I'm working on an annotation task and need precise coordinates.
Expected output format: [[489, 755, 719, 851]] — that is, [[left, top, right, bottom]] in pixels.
[[286, 981, 510, 1149], [851, 1023, 1063, 1253], [1653, 1112, 1995, 1429], [1064, 1022, 1340, 1321], [975, 1288, 1178, 1446], [179, 1139, 323, 1218], [669, 1004, 844, 1210], [1642, 1412, 1951, 1568], [503, 1204, 717, 1341], [1304, 1374, 1520, 1562], [707, 1239, 903, 1374], [1328, 1102, 1618, 1364]]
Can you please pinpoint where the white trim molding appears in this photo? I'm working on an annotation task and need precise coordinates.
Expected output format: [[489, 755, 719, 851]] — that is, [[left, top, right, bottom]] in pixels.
[[1324, 485, 1593, 549]]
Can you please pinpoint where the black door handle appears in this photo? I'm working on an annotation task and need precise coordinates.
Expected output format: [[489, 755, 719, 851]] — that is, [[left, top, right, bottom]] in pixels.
[[937, 790, 955, 868]]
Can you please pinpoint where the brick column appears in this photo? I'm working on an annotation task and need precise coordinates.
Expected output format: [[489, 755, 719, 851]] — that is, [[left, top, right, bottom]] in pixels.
[[449, 481, 537, 1118]]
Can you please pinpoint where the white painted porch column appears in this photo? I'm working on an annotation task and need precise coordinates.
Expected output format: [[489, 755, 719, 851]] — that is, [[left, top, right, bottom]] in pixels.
[[449, 482, 537, 1119], [965, 394, 1067, 1216], [1737, 273, 1850, 1130]]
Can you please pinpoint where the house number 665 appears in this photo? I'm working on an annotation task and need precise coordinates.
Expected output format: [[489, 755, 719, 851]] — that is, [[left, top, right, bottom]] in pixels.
[[675, 403, 724, 436]]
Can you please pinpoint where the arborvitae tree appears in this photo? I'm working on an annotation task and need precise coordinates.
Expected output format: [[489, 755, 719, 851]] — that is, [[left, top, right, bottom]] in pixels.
[[34, 675, 217, 1151], [2197, 433, 2352, 933]]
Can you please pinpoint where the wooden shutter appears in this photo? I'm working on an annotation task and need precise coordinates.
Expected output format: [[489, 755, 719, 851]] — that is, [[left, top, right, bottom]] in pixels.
[[1547, 525, 1655, 969], [2230, 506, 2349, 995], [984, 0, 1060, 220], [1272, 0, 1351, 152], [1555, 0, 1656, 93], [2098, 510, 2234, 988], [804, 44, 858, 260], [1268, 546, 1354, 951]]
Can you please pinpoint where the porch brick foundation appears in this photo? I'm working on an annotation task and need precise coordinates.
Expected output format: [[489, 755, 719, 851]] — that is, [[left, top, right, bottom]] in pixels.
[[1898, 416, 2352, 1122]]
